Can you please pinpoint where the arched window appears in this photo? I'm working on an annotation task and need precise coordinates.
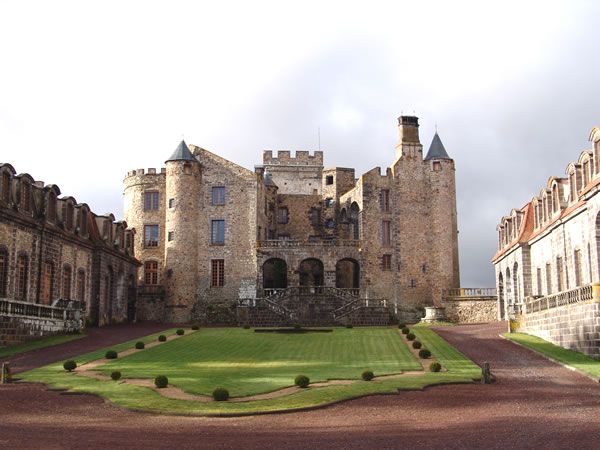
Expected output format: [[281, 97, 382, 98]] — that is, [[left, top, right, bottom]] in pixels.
[[63, 202, 74, 230], [1, 171, 11, 204], [545, 263, 552, 295], [0, 247, 8, 297], [569, 172, 576, 202], [76, 269, 86, 302], [79, 209, 88, 236], [350, 202, 360, 240], [144, 261, 159, 285], [335, 259, 360, 289], [40, 261, 54, 305], [574, 249, 582, 287], [47, 192, 57, 222], [497, 273, 505, 320], [20, 181, 31, 212], [16, 253, 28, 301], [552, 185, 559, 213], [262, 258, 287, 289], [62, 265, 72, 299]]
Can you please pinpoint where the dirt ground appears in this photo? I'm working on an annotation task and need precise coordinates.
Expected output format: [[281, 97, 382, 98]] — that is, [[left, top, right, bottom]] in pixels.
[[1, 322, 599, 449]]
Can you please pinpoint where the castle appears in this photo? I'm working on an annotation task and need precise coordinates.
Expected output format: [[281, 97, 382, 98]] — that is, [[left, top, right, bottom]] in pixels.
[[125, 115, 460, 325], [493, 124, 600, 358]]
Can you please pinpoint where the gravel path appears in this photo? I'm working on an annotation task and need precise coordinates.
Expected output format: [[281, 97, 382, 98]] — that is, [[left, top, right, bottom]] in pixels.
[[1, 322, 599, 449]]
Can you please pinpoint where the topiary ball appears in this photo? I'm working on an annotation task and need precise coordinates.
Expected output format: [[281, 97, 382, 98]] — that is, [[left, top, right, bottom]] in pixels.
[[295, 374, 310, 388], [154, 375, 168, 388], [111, 371, 122, 381], [212, 387, 230, 401], [158, 335, 167, 342], [401, 327, 410, 335], [293, 323, 302, 330], [243, 323, 251, 329], [191, 325, 199, 331], [176, 329, 185, 336], [361, 370, 374, 381], [345, 323, 353, 329], [412, 340, 422, 349], [135, 341, 145, 350], [419, 349, 432, 359], [429, 362, 442, 372], [105, 350, 118, 359], [398, 323, 406, 329], [406, 333, 416, 341], [63, 360, 77, 372]]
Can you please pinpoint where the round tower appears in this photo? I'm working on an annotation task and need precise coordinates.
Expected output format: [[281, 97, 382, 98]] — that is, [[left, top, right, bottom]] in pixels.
[[425, 132, 460, 306], [164, 140, 201, 322]]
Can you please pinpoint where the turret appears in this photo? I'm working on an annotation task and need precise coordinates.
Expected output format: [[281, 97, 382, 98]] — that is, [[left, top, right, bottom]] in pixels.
[[164, 140, 201, 322]]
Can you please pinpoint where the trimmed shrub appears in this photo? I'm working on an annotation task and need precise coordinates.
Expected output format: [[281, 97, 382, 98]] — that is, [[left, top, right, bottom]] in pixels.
[[191, 325, 199, 331], [294, 374, 310, 388], [361, 370, 374, 381], [63, 360, 77, 372], [429, 362, 442, 372], [412, 340, 422, 349], [293, 323, 302, 330], [135, 341, 145, 350], [176, 329, 185, 336], [154, 375, 168, 388], [345, 323, 353, 329], [105, 350, 118, 359], [419, 349, 432, 359], [406, 333, 416, 341], [398, 323, 406, 329], [158, 335, 167, 342], [110, 371, 122, 381], [212, 387, 230, 401], [243, 323, 251, 329], [401, 327, 410, 335]]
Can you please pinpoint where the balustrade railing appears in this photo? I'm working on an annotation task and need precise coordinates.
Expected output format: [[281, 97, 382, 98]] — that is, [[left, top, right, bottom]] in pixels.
[[258, 239, 361, 248], [442, 287, 497, 298], [0, 298, 84, 321], [525, 284, 593, 314]]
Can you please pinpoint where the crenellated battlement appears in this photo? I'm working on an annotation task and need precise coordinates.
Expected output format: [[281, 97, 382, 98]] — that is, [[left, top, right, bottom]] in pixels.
[[125, 167, 167, 178], [263, 150, 323, 166]]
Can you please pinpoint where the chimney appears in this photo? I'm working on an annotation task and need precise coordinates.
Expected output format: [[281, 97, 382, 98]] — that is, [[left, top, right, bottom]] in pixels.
[[397, 115, 420, 144]]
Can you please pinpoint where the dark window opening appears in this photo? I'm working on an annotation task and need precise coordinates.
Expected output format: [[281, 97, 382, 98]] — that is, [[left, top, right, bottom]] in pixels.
[[144, 225, 159, 247], [277, 207, 289, 224], [382, 255, 392, 271], [144, 191, 159, 211], [325, 175, 334, 185], [211, 259, 225, 287], [212, 187, 225, 205], [380, 189, 390, 212], [144, 261, 159, 285], [62, 265, 72, 299], [211, 220, 225, 244]]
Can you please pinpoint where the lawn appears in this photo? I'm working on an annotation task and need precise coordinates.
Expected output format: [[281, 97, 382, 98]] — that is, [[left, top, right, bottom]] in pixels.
[[504, 332, 600, 379], [20, 326, 482, 416], [0, 333, 85, 359], [98, 327, 422, 396]]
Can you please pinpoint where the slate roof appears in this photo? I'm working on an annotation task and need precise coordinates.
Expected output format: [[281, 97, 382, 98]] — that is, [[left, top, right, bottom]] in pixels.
[[166, 140, 197, 163], [424, 133, 451, 160]]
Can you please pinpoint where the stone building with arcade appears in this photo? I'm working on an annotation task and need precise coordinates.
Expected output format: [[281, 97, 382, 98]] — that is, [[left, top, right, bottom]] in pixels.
[[493, 124, 600, 358], [125, 115, 461, 325], [0, 163, 139, 345]]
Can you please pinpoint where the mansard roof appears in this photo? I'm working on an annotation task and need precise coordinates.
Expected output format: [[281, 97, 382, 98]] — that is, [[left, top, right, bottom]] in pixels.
[[424, 133, 451, 160], [166, 140, 197, 163]]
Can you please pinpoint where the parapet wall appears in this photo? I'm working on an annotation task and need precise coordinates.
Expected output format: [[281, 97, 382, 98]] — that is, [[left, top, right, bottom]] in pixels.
[[441, 297, 498, 324], [263, 150, 323, 166]]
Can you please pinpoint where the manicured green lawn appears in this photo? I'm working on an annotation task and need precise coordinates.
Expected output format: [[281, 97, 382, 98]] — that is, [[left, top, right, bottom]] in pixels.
[[20, 327, 482, 416], [98, 327, 421, 396], [0, 333, 85, 359], [504, 332, 600, 379]]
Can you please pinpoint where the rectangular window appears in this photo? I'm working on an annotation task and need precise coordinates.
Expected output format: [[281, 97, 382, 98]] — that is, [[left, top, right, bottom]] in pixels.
[[381, 220, 391, 246], [168, 231, 174, 242], [325, 175, 334, 185], [277, 207, 288, 224], [574, 249, 582, 287], [144, 261, 159, 285], [211, 259, 225, 287], [40, 262, 53, 305], [310, 208, 320, 226], [62, 266, 72, 299], [21, 182, 31, 212], [16, 254, 28, 301], [1, 172, 10, 203], [211, 220, 225, 244], [536, 268, 542, 296], [0, 249, 7, 297], [168, 198, 175, 208], [76, 270, 86, 302], [380, 189, 390, 212], [545, 263, 552, 295], [144, 191, 159, 211], [382, 254, 392, 271], [144, 225, 159, 247], [556, 257, 564, 292], [212, 186, 226, 205]]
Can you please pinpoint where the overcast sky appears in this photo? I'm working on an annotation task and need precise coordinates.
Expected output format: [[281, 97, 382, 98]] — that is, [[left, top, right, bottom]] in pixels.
[[1, 0, 599, 287]]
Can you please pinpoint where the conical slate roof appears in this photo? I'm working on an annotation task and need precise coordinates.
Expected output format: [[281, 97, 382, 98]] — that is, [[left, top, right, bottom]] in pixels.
[[166, 140, 197, 163], [424, 133, 451, 160]]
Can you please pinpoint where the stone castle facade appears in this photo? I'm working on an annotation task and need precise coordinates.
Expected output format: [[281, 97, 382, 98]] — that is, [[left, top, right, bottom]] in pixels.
[[492, 125, 600, 357], [0, 163, 139, 332], [125, 115, 460, 324]]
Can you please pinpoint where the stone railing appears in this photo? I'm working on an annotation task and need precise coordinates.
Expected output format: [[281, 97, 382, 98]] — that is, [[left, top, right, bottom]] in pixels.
[[257, 239, 361, 248], [0, 298, 82, 321], [525, 284, 595, 314], [262, 287, 360, 300], [137, 285, 165, 296], [442, 287, 497, 299]]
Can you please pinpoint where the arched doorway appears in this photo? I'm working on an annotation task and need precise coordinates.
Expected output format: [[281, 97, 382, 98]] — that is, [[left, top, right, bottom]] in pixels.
[[299, 258, 324, 293], [263, 258, 288, 291], [506, 267, 512, 306], [498, 272, 505, 319], [335, 258, 360, 291], [513, 262, 519, 304]]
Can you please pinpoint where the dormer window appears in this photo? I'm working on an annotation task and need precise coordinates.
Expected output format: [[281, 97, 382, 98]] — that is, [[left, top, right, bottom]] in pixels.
[[47, 192, 57, 222], [552, 185, 559, 213], [63, 202, 74, 230], [569, 172, 576, 202], [1, 172, 10, 203], [79, 209, 88, 236], [21, 181, 31, 212]]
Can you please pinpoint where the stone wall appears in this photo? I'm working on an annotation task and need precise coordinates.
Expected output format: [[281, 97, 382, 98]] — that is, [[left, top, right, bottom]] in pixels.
[[442, 297, 498, 324], [519, 300, 600, 358]]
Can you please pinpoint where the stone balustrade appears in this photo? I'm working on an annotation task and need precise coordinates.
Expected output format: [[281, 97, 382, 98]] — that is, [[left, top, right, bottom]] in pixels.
[[442, 287, 497, 299], [257, 239, 361, 248], [524, 284, 596, 314]]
